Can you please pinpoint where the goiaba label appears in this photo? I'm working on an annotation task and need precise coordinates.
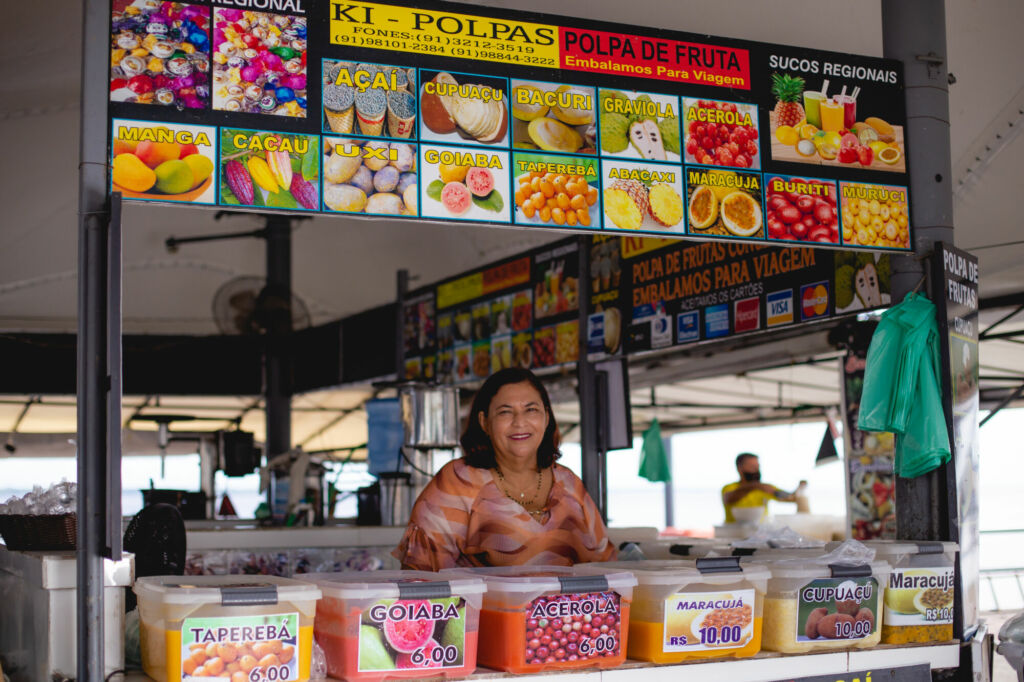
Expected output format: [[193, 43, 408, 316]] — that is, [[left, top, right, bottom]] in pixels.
[[358, 597, 467, 672], [796, 577, 878, 642]]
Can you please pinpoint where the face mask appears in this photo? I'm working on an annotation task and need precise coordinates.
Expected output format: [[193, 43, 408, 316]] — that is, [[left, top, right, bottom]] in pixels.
[[742, 471, 761, 482]]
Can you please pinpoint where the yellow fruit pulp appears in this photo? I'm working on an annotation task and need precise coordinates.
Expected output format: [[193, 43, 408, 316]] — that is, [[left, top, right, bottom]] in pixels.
[[628, 618, 763, 663], [687, 185, 718, 230], [721, 191, 762, 236], [648, 184, 683, 227], [604, 188, 643, 230], [511, 85, 549, 122], [528, 117, 583, 153], [775, 126, 798, 146]]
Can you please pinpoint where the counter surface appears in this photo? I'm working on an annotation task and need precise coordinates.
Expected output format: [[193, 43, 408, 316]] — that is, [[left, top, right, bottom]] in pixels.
[[119, 643, 958, 682]]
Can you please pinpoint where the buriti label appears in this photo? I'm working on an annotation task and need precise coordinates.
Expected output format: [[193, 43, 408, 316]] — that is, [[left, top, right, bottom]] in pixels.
[[797, 577, 879, 642], [357, 597, 468, 672], [663, 589, 755, 652], [181, 612, 300, 680], [883, 567, 955, 626], [525, 591, 621, 664]]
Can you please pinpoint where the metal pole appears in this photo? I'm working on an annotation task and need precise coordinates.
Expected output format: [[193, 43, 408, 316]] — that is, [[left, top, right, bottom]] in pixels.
[[264, 217, 293, 460], [77, 0, 111, 674], [577, 237, 605, 519], [395, 269, 409, 378], [882, 0, 956, 542], [662, 436, 675, 528]]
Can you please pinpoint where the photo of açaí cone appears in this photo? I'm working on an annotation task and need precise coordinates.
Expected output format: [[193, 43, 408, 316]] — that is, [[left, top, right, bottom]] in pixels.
[[323, 84, 355, 134]]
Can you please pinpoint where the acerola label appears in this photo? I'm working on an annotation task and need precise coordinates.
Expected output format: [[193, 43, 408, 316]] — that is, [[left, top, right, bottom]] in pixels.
[[181, 612, 299, 680], [663, 589, 755, 652], [524, 591, 621, 665], [358, 597, 467, 672]]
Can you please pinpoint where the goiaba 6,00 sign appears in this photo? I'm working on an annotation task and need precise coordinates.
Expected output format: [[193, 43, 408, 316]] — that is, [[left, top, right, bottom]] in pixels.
[[107, 0, 911, 252]]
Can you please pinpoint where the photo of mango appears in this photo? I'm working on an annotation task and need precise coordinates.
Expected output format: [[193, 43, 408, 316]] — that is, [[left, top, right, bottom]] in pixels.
[[110, 120, 217, 204]]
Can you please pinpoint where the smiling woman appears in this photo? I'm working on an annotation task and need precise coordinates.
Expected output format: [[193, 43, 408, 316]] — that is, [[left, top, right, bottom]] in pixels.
[[393, 368, 616, 570]]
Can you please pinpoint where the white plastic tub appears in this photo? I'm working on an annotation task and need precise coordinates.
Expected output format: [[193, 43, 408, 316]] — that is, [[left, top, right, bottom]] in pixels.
[[135, 574, 321, 682]]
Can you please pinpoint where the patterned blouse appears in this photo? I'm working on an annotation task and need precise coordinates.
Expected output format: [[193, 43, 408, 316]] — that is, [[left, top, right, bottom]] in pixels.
[[393, 458, 617, 571]]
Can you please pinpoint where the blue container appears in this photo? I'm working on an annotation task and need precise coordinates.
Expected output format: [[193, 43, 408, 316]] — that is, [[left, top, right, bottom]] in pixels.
[[366, 398, 404, 475]]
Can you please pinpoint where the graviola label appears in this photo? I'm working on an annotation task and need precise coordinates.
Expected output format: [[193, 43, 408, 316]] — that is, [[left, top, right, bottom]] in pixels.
[[358, 597, 468, 672], [884, 567, 955, 626], [181, 612, 299, 680], [663, 588, 755, 652], [524, 591, 621, 664], [797, 577, 879, 642]]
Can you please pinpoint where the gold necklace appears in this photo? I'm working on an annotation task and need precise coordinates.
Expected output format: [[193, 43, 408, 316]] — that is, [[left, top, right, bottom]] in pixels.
[[495, 466, 545, 512]]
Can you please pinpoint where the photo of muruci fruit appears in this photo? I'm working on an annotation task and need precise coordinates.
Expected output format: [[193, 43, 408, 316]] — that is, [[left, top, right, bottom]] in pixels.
[[599, 89, 680, 162], [769, 72, 906, 172], [220, 129, 319, 210], [511, 80, 596, 154], [111, 121, 216, 204]]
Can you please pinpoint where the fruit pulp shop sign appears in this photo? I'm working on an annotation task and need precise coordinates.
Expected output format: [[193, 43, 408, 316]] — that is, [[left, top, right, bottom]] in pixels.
[[106, 0, 912, 252], [771, 664, 930, 682], [401, 235, 891, 382], [932, 242, 980, 635]]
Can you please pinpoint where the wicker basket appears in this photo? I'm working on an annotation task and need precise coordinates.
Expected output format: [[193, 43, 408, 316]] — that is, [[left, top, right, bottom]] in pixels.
[[0, 513, 77, 550]]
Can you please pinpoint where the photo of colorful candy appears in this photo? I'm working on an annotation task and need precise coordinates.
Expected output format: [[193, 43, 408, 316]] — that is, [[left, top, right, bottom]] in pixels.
[[109, 0, 210, 108], [212, 9, 307, 117]]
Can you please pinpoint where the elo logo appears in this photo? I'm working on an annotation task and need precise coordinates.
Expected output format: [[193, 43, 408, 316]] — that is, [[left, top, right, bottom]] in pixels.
[[800, 281, 830, 320], [766, 289, 793, 327]]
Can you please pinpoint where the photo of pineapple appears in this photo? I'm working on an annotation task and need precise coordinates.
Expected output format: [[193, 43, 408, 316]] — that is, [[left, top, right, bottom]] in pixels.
[[771, 73, 806, 129], [602, 160, 684, 233]]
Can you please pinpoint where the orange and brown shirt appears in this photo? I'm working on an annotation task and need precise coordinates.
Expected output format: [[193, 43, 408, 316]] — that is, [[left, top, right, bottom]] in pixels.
[[393, 458, 616, 571]]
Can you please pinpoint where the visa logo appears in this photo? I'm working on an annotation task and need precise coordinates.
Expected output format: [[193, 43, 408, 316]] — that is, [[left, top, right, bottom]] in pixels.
[[766, 289, 793, 327]]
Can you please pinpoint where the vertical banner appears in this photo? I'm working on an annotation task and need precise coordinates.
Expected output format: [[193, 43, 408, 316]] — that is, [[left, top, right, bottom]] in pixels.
[[840, 349, 896, 540], [933, 243, 980, 635]]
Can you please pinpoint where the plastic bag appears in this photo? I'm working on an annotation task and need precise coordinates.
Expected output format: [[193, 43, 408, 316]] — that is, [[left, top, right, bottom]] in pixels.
[[732, 525, 826, 549]]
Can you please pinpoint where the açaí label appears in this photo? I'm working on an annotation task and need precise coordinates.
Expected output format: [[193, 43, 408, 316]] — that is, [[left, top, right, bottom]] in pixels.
[[884, 567, 955, 626], [525, 591, 621, 664], [797, 577, 878, 642], [358, 597, 467, 671], [181, 613, 299, 681], [663, 589, 755, 652]]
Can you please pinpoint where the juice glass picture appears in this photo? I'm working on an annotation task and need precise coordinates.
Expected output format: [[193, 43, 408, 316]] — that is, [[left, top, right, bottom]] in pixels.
[[820, 98, 844, 132], [837, 95, 857, 130], [802, 91, 824, 129]]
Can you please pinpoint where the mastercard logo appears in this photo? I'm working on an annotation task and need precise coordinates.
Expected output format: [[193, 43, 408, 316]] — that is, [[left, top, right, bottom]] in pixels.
[[801, 282, 830, 320]]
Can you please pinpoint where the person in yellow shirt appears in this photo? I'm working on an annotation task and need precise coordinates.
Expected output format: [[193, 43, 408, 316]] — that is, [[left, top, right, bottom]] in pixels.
[[721, 452, 805, 523]]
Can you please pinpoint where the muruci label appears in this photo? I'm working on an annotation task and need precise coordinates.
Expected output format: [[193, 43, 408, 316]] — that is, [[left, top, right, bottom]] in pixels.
[[181, 612, 300, 680], [524, 591, 621, 665], [663, 589, 755, 652], [357, 597, 468, 672], [883, 567, 955, 626], [797, 578, 879, 642]]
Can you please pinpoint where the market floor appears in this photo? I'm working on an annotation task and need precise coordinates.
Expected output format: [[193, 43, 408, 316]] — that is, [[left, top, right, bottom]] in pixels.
[[987, 610, 1021, 682]]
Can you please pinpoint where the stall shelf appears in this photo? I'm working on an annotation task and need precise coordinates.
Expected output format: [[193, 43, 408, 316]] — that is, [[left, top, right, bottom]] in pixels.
[[122, 642, 958, 682]]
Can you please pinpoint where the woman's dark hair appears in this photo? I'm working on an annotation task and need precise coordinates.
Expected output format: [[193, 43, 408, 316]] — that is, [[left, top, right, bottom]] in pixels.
[[461, 368, 561, 469]]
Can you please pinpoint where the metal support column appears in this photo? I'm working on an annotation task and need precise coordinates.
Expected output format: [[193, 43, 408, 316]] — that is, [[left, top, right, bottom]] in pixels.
[[395, 269, 409, 377], [662, 436, 675, 528], [882, 0, 956, 542], [264, 217, 293, 460], [577, 238, 606, 519], [77, 0, 113, 676]]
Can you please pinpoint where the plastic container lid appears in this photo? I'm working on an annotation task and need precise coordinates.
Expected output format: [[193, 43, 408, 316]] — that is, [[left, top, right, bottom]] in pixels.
[[757, 558, 891, 580], [843, 540, 958, 558], [443, 565, 636, 599], [300, 570, 486, 600], [635, 538, 732, 559], [134, 574, 321, 605], [582, 558, 770, 587]]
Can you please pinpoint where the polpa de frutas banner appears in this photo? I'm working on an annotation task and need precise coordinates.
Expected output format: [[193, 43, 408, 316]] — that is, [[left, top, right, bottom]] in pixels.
[[107, 0, 912, 252]]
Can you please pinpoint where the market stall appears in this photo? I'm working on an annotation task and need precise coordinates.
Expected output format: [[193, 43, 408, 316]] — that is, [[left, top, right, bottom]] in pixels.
[[0, 0, 989, 679]]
